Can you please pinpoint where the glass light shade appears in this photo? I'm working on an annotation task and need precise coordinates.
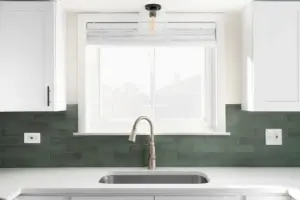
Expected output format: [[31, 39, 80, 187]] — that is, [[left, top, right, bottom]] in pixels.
[[138, 5, 167, 34]]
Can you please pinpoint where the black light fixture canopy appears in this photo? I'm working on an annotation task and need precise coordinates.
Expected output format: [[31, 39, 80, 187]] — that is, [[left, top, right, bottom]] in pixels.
[[145, 3, 162, 18]]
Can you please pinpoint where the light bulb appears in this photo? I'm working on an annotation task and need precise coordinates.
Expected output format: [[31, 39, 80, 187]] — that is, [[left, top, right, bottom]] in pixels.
[[150, 16, 156, 33]]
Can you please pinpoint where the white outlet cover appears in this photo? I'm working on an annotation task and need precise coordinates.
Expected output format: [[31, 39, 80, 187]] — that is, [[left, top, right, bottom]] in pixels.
[[24, 133, 41, 144], [265, 129, 282, 145]]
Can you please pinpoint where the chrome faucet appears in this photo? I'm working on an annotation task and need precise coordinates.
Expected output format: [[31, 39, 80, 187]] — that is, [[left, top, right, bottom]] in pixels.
[[129, 116, 156, 170]]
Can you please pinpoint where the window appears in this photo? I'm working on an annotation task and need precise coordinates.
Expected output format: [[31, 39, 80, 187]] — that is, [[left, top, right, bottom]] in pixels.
[[77, 13, 227, 135]]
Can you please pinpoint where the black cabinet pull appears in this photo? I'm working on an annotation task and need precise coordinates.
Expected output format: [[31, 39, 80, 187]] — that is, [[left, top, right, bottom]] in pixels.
[[47, 86, 50, 107]]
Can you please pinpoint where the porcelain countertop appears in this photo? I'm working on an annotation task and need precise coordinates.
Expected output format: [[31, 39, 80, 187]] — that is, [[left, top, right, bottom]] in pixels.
[[1, 168, 300, 200]]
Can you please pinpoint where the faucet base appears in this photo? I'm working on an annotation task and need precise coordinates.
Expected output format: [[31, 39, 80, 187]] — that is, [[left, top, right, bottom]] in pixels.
[[148, 158, 156, 170]]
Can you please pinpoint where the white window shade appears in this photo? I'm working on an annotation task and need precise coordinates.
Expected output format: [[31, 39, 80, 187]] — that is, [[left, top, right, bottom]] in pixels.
[[86, 22, 216, 45]]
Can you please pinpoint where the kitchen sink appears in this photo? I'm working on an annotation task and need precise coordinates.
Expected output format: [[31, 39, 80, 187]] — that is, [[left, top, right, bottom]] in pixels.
[[99, 172, 209, 184]]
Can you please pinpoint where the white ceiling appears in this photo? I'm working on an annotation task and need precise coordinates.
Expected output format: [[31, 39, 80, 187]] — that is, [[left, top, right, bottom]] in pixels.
[[61, 0, 254, 12]]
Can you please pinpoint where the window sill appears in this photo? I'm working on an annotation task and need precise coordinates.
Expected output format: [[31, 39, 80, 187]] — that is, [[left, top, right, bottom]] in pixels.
[[73, 132, 231, 136]]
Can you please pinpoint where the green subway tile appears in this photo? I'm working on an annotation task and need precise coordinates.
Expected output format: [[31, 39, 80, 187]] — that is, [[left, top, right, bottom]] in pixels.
[[50, 152, 82, 163], [0, 136, 23, 145], [156, 136, 177, 144], [234, 145, 255, 153], [157, 151, 178, 166], [1, 104, 300, 167], [176, 152, 198, 166], [156, 143, 177, 153], [65, 144, 97, 153], [194, 144, 222, 153], [3, 157, 52, 167]]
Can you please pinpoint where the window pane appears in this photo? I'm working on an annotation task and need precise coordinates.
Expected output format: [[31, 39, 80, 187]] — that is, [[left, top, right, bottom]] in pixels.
[[99, 47, 152, 119], [154, 47, 205, 119]]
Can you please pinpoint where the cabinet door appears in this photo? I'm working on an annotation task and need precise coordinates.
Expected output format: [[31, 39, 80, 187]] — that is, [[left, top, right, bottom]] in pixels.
[[252, 3, 300, 111], [72, 197, 153, 200], [156, 196, 240, 200], [0, 1, 54, 111]]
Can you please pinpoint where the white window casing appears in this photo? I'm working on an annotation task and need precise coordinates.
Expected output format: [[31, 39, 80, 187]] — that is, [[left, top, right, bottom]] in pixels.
[[76, 13, 228, 136]]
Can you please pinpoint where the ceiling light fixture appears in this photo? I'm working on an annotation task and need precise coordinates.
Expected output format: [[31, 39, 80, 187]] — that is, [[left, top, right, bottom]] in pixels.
[[145, 3, 162, 33]]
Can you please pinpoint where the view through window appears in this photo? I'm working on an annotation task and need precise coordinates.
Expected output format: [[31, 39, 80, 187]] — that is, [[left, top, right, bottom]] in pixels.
[[97, 46, 206, 121]]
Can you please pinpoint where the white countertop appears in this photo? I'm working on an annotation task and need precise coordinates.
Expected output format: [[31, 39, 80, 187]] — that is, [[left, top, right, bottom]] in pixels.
[[1, 168, 300, 200]]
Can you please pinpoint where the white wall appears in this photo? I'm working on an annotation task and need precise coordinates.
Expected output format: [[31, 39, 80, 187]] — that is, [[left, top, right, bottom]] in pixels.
[[224, 13, 242, 104], [66, 13, 78, 104], [65, 12, 242, 104]]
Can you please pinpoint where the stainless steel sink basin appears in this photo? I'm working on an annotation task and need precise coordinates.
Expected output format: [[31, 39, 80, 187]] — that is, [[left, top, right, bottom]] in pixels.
[[99, 172, 209, 184]]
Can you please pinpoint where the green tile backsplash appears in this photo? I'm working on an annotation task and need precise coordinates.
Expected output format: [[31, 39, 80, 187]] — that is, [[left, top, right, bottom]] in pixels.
[[0, 104, 300, 167]]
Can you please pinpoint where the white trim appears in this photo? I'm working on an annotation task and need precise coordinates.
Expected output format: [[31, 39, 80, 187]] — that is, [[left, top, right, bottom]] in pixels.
[[215, 17, 226, 132], [77, 15, 87, 132], [77, 12, 227, 135]]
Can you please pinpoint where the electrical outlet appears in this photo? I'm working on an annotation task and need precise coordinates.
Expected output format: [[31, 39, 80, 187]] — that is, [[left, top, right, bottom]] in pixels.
[[24, 133, 41, 144], [265, 129, 282, 145]]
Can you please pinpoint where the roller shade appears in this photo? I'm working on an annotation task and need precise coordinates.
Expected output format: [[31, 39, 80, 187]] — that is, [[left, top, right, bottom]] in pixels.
[[86, 22, 216, 46]]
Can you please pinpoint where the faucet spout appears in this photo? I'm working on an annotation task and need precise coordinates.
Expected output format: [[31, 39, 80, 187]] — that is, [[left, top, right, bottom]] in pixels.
[[129, 116, 155, 142], [129, 116, 156, 170]]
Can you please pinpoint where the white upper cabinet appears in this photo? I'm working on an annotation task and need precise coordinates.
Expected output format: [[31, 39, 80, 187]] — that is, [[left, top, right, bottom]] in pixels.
[[242, 2, 300, 111], [0, 1, 66, 111]]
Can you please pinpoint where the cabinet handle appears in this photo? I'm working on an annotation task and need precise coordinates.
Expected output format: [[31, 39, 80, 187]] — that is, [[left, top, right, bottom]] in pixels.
[[47, 86, 50, 107]]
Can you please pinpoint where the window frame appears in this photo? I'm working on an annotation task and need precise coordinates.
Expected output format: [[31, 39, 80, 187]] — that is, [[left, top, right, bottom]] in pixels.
[[76, 13, 229, 135]]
